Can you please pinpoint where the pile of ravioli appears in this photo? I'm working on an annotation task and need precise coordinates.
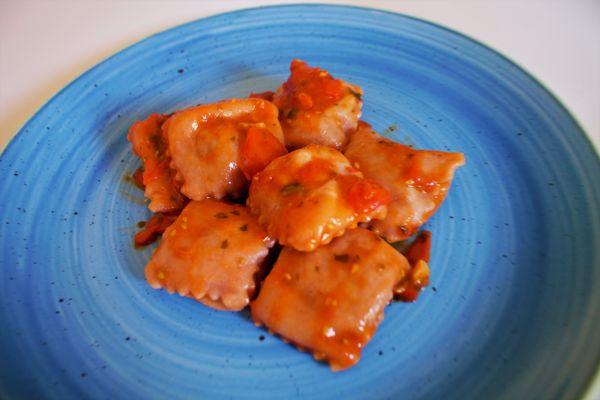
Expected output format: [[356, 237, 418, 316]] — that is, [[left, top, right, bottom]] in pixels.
[[128, 60, 465, 370]]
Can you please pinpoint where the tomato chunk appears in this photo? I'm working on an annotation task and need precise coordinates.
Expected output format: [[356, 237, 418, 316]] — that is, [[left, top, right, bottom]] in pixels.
[[239, 125, 287, 179], [132, 167, 145, 189], [395, 230, 432, 302], [342, 175, 392, 215], [134, 213, 179, 247], [404, 230, 432, 264]]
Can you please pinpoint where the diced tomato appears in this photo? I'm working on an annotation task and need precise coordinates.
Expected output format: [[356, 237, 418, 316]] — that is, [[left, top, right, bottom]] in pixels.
[[404, 230, 432, 264], [395, 231, 432, 302], [239, 126, 287, 180], [342, 176, 392, 215], [134, 213, 179, 247], [395, 284, 421, 302], [133, 167, 145, 189]]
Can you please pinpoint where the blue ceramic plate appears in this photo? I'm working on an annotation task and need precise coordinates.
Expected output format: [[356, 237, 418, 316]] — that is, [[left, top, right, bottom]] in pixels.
[[1, 5, 599, 399]]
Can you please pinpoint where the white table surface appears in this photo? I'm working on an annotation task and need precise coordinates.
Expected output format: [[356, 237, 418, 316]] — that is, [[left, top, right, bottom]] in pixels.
[[1, 0, 599, 152]]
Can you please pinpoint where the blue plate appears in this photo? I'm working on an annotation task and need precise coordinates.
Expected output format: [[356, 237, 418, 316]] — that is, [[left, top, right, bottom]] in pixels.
[[1, 5, 599, 399]]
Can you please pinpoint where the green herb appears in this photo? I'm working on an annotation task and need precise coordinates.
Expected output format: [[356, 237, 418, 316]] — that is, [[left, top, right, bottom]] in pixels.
[[280, 182, 303, 195], [215, 212, 228, 219], [221, 239, 229, 249], [239, 224, 248, 232]]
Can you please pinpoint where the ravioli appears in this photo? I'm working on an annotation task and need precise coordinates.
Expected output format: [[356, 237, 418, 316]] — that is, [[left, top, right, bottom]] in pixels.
[[165, 98, 285, 200], [273, 59, 362, 150], [127, 113, 186, 212], [248, 145, 390, 251], [146, 199, 275, 311], [345, 122, 465, 241], [251, 228, 410, 370]]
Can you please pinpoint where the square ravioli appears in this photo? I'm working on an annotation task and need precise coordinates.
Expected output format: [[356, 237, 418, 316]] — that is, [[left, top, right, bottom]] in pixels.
[[273, 59, 363, 150], [345, 122, 465, 241], [164, 98, 285, 200], [248, 145, 391, 251], [127, 113, 186, 213], [251, 228, 410, 370], [145, 199, 275, 311]]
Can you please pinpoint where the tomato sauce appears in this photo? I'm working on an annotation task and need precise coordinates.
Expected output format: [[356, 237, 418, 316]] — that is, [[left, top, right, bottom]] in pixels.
[[134, 213, 179, 247], [395, 230, 432, 302], [132, 167, 145, 189], [249, 91, 275, 101]]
